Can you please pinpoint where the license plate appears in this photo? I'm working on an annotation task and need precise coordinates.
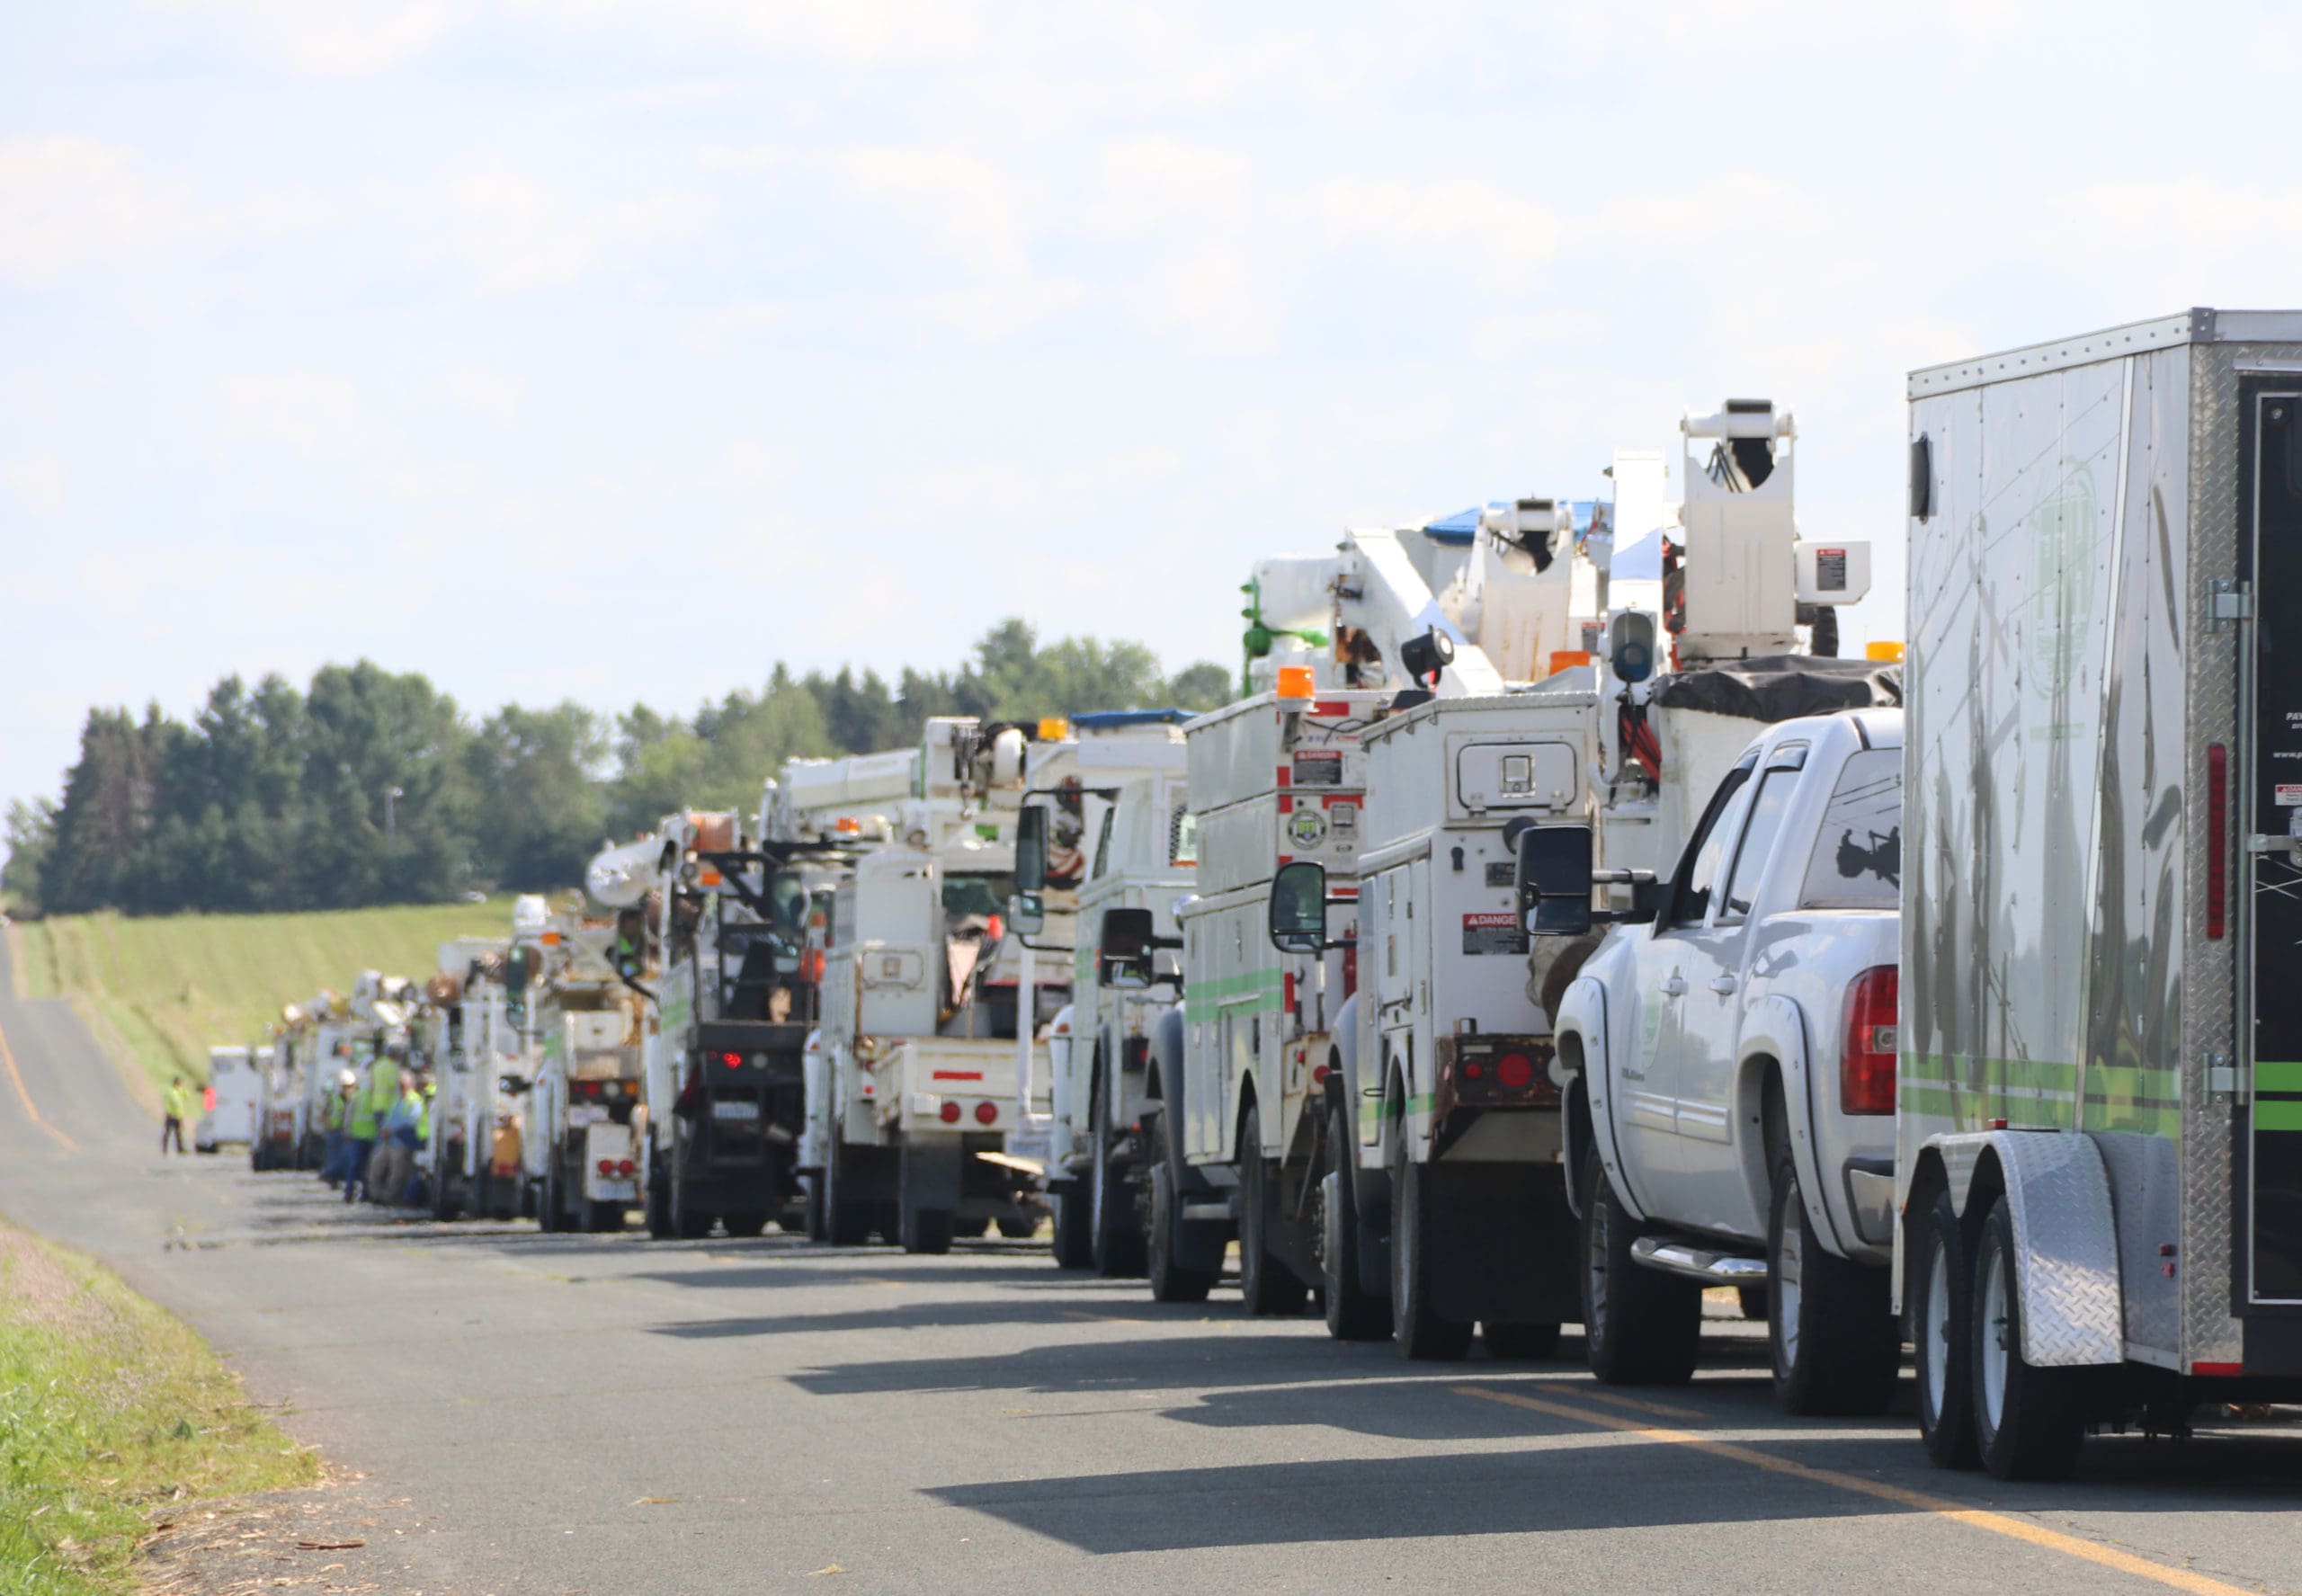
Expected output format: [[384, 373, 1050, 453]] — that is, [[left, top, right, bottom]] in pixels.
[[710, 1100, 761, 1122]]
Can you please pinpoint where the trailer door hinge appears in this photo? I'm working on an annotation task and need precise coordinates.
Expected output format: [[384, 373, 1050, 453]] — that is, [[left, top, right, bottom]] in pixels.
[[2212, 580, 2252, 624]]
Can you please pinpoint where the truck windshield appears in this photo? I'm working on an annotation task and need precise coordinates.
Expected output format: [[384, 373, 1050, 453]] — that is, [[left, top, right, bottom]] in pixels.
[[1798, 748, 1902, 908]]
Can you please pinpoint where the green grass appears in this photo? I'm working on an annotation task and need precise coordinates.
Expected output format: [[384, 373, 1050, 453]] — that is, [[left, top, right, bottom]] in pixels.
[[16, 897, 526, 1100], [0, 1218, 318, 1595]]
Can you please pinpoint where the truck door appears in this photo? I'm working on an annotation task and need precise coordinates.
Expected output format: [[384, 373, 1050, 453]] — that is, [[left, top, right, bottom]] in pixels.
[[2244, 381, 2302, 1307], [1674, 745, 1806, 1232], [1624, 753, 1758, 1208]]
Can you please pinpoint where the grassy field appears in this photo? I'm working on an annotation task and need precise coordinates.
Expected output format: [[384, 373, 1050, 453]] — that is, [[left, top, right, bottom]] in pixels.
[[0, 1218, 318, 1595], [13, 897, 526, 1101]]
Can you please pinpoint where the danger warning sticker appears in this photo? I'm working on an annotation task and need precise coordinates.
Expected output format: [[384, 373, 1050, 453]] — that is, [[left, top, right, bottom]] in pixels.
[[1462, 912, 1528, 957], [2278, 783, 2302, 807], [1293, 749, 1344, 787]]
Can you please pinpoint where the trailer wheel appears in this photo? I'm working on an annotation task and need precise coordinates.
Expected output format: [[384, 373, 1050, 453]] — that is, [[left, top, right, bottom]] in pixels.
[[1146, 1107, 1217, 1304], [1388, 1137, 1472, 1360], [1319, 1099, 1391, 1342], [1091, 1074, 1147, 1279], [1238, 1103, 1308, 1316], [1971, 1196, 2088, 1481], [1910, 1190, 1979, 1467], [1482, 1322, 1562, 1360], [1767, 1155, 1898, 1415], [1580, 1155, 1699, 1385]]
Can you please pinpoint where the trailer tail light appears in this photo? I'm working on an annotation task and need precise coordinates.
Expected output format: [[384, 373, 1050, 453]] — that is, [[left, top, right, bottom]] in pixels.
[[1841, 966, 1898, 1115], [974, 1101, 998, 1126], [1495, 1052, 1535, 1092], [939, 1101, 962, 1124], [618, 1158, 636, 1176], [2208, 743, 2227, 940]]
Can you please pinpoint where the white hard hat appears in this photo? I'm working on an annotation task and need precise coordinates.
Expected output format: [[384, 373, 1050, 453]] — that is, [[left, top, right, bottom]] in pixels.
[[339, 1069, 358, 1087]]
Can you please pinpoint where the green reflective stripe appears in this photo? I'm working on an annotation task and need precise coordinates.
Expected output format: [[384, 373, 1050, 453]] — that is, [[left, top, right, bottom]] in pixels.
[[2083, 1101, 2183, 1137], [1902, 1054, 2079, 1095], [1188, 968, 1289, 1000], [1182, 990, 1287, 1022], [2086, 1063, 2182, 1098], [2256, 1061, 2302, 1095], [2255, 1101, 2302, 1132], [1896, 1079, 2077, 1129]]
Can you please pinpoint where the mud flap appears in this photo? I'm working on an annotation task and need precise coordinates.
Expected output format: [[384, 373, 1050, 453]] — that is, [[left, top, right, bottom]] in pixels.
[[1427, 1161, 1580, 1326]]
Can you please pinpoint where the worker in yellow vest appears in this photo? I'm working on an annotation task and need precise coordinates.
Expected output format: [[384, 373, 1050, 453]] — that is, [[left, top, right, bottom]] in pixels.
[[162, 1075, 192, 1155], [319, 1070, 356, 1188]]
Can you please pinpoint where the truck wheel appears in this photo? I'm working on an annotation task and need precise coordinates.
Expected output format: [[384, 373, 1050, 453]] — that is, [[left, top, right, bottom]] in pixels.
[[536, 1168, 563, 1234], [674, 1173, 714, 1241], [1146, 1107, 1217, 1303], [432, 1164, 463, 1222], [825, 1146, 873, 1247], [474, 1166, 494, 1221], [1388, 1138, 1472, 1360], [1091, 1076, 1148, 1278], [1768, 1157, 1899, 1415], [1911, 1190, 1979, 1467], [646, 1164, 676, 1240], [997, 1216, 1039, 1241], [585, 1199, 626, 1235], [1050, 1190, 1093, 1268], [1320, 1100, 1391, 1342], [1482, 1322, 1562, 1360], [1238, 1104, 1308, 1315], [1580, 1155, 1699, 1385], [951, 1217, 992, 1239], [1971, 1196, 2089, 1481], [722, 1210, 768, 1238], [803, 1176, 829, 1243], [900, 1202, 954, 1255]]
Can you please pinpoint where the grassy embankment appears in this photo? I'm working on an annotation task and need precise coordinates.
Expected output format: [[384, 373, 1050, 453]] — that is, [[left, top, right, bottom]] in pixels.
[[0, 1218, 317, 1595], [14, 898, 522, 1102]]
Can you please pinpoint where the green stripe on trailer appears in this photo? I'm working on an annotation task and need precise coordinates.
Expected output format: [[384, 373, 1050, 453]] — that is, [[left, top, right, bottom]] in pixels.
[[2256, 1060, 2302, 1095], [2255, 1100, 2302, 1133]]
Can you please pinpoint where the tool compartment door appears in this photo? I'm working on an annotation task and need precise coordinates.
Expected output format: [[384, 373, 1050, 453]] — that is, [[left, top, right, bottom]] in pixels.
[[2244, 379, 2302, 1307]]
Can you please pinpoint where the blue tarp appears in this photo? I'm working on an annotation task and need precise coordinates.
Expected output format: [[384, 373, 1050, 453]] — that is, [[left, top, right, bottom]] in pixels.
[[1071, 709, 1193, 729], [1422, 498, 1610, 548]]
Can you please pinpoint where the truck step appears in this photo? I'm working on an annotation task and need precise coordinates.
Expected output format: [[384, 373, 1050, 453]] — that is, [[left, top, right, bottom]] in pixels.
[[1628, 1235, 1768, 1286]]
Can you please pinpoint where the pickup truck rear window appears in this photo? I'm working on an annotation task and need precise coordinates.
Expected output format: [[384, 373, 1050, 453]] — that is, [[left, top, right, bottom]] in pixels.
[[1798, 748, 1902, 908]]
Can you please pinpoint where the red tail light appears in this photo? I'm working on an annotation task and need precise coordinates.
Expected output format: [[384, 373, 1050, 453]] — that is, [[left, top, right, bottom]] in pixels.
[[939, 1101, 962, 1124], [596, 1157, 615, 1174], [1841, 965, 1898, 1115], [2208, 743, 2227, 940], [617, 1158, 636, 1176], [722, 1051, 744, 1069], [1495, 1052, 1535, 1091], [974, 1101, 998, 1125]]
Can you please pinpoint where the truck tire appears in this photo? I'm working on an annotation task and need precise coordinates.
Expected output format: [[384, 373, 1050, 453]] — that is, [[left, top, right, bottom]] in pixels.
[[1767, 1155, 1898, 1415], [1911, 1190, 1979, 1468], [432, 1162, 463, 1222], [646, 1164, 676, 1240], [536, 1166, 564, 1234], [474, 1166, 495, 1222], [952, 1217, 992, 1239], [1049, 1190, 1093, 1268], [996, 1216, 1039, 1241], [585, 1199, 626, 1234], [1091, 1075, 1147, 1278], [825, 1145, 873, 1247], [1320, 1099, 1391, 1342], [898, 1147, 955, 1256], [1146, 1106, 1217, 1304], [1388, 1136, 1472, 1360], [1580, 1155, 1699, 1385], [673, 1170, 713, 1241], [1238, 1103, 1308, 1316], [1482, 1321, 1562, 1360], [722, 1210, 768, 1238], [803, 1176, 829, 1243], [1971, 1196, 2089, 1481]]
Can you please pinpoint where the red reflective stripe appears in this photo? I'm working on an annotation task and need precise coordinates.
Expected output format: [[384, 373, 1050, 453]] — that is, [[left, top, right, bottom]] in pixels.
[[1278, 794, 1293, 813], [1313, 700, 1353, 716], [2192, 1360, 2244, 1377], [1275, 766, 1290, 787], [1283, 971, 1296, 1012], [931, 1070, 985, 1081], [2208, 744, 2227, 940]]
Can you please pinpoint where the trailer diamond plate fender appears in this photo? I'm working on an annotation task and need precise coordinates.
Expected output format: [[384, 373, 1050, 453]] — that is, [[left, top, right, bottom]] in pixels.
[[1559, 974, 1646, 1223], [1932, 1129, 2124, 1368]]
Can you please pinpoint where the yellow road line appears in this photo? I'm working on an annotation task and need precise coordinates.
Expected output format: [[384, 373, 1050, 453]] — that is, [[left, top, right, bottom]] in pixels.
[[1455, 1386, 2253, 1596], [1557, 1386, 1707, 1420], [0, 1010, 76, 1154]]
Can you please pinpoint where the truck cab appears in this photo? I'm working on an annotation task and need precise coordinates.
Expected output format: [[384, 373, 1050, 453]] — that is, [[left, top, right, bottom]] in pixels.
[[1545, 708, 1903, 1408]]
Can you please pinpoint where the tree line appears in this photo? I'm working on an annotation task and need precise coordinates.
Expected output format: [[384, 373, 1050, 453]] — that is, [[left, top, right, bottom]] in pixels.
[[2, 620, 1231, 917]]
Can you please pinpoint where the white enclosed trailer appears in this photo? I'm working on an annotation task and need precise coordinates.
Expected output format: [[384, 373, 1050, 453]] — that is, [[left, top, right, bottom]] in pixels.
[[196, 1045, 260, 1153], [1900, 308, 2302, 1481]]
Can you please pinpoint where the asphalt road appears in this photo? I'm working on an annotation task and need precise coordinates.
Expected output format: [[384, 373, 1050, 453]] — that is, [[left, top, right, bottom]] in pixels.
[[4, 937, 2299, 1596]]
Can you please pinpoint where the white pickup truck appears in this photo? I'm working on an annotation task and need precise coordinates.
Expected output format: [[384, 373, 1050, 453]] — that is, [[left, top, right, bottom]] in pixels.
[[1531, 708, 1904, 1412]]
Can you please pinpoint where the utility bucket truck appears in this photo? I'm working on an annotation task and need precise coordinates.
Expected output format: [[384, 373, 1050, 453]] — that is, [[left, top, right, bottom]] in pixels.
[[254, 1019, 319, 1170], [425, 937, 524, 1221], [1898, 309, 2302, 1480], [790, 718, 1061, 1253], [607, 813, 824, 1241], [509, 895, 649, 1235], [1005, 709, 1195, 1273]]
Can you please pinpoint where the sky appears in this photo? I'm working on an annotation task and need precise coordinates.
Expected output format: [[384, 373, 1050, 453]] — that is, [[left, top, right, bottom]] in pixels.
[[8, 0, 2302, 814]]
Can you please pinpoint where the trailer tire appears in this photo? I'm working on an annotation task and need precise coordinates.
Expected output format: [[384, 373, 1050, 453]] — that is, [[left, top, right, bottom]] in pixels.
[[1238, 1103, 1308, 1316], [1768, 1155, 1898, 1415], [1482, 1321, 1562, 1360], [1090, 1074, 1147, 1279], [1911, 1190, 1980, 1469], [1581, 1154, 1700, 1385], [1320, 1099, 1391, 1342], [1971, 1196, 2089, 1481], [1388, 1137, 1472, 1360]]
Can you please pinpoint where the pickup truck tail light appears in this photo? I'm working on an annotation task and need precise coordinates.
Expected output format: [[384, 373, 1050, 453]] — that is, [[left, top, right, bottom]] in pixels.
[[1841, 965, 1898, 1115]]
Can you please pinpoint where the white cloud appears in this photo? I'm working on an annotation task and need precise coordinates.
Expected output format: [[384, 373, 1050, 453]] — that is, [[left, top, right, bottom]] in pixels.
[[214, 372, 365, 450], [152, 0, 456, 74], [0, 138, 189, 286]]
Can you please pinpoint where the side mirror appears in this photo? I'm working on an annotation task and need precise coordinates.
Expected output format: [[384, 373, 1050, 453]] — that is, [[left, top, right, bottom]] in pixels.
[[1008, 891, 1046, 938], [1098, 906, 1155, 991], [1268, 860, 1329, 954], [1015, 805, 1048, 894], [1517, 825, 1595, 938]]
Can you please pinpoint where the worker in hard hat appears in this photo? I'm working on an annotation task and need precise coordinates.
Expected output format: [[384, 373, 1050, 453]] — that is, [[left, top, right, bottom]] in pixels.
[[161, 1075, 191, 1155], [318, 1070, 357, 1189], [343, 1061, 382, 1204], [373, 1070, 424, 1207]]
